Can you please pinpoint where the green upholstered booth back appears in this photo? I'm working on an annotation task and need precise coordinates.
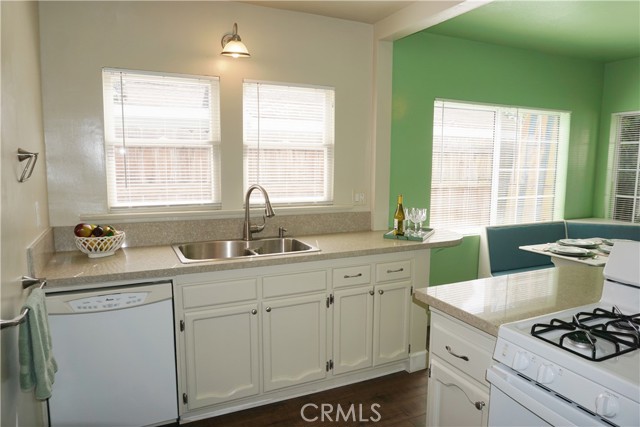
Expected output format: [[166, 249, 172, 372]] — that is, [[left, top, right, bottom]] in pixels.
[[566, 222, 640, 241], [486, 221, 567, 276]]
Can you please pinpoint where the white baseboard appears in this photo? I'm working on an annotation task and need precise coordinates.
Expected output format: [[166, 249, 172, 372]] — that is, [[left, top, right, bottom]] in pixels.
[[408, 350, 428, 372]]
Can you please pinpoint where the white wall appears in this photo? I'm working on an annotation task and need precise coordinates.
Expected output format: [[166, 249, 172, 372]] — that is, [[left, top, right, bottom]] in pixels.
[[38, 1, 374, 226], [1, 1, 50, 425]]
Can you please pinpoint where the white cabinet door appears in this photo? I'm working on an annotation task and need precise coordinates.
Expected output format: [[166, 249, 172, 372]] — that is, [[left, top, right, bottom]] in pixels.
[[183, 304, 260, 410], [332, 286, 374, 375], [373, 281, 411, 366], [426, 356, 489, 427], [262, 293, 328, 392]]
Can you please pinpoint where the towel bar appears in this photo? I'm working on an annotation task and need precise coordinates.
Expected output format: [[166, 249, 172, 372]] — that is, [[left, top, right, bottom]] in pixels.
[[17, 148, 39, 183], [0, 276, 47, 330]]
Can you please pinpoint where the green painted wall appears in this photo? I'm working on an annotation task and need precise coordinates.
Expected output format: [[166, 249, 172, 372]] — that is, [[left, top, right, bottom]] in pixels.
[[593, 57, 640, 217], [429, 235, 479, 286], [391, 32, 605, 284]]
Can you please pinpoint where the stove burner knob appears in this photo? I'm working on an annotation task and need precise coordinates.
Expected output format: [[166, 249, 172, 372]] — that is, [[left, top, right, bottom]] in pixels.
[[536, 363, 556, 384], [596, 393, 619, 418], [512, 351, 530, 370]]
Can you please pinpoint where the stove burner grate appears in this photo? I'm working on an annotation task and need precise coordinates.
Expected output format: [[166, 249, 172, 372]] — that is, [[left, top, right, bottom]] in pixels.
[[531, 308, 640, 362]]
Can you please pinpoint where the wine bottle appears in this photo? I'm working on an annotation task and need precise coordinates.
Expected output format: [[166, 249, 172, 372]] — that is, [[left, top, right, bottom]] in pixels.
[[393, 194, 405, 236]]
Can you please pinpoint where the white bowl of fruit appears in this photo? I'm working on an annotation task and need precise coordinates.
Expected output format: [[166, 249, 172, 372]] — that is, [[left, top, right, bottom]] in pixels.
[[74, 223, 125, 258]]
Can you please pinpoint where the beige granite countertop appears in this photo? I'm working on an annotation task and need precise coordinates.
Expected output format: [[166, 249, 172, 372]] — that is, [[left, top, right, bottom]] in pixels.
[[414, 265, 605, 336], [41, 229, 461, 289]]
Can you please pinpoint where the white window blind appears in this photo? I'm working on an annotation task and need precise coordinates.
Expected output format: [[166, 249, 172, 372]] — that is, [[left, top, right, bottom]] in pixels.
[[243, 81, 334, 205], [102, 69, 221, 209], [610, 112, 640, 223], [431, 100, 569, 234]]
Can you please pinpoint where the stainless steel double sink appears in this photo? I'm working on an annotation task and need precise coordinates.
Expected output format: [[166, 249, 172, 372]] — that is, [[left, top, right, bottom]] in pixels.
[[172, 237, 320, 263]]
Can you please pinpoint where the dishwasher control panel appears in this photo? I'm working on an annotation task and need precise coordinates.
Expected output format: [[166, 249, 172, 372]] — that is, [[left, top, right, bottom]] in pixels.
[[68, 292, 149, 312]]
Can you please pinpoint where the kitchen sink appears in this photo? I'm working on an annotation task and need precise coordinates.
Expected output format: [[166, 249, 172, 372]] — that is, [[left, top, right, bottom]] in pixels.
[[172, 237, 320, 263]]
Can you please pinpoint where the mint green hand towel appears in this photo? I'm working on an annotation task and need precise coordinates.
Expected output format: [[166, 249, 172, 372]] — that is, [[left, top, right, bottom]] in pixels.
[[19, 288, 58, 400]]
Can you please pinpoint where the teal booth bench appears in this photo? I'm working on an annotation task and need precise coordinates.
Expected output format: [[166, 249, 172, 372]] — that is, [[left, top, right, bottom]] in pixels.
[[486, 220, 640, 276]]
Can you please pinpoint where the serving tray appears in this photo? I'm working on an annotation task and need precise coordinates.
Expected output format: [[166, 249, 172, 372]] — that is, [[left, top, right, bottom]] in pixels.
[[383, 228, 435, 241]]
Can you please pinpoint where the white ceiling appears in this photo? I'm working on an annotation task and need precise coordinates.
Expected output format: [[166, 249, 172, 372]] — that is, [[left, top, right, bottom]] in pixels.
[[240, 1, 416, 24]]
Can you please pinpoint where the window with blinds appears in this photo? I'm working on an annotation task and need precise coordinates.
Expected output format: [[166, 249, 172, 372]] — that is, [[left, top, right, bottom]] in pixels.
[[431, 100, 570, 234], [243, 81, 335, 205], [102, 69, 221, 209], [610, 112, 640, 223]]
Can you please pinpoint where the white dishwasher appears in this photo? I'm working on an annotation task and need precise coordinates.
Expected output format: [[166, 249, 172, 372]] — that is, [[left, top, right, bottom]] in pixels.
[[47, 281, 178, 427]]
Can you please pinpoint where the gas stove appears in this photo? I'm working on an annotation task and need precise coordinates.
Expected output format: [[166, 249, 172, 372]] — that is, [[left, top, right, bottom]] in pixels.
[[488, 241, 640, 427]]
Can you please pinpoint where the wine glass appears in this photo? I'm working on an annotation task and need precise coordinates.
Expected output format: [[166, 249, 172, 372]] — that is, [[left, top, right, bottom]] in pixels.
[[416, 208, 427, 236], [410, 208, 420, 235], [404, 207, 416, 236]]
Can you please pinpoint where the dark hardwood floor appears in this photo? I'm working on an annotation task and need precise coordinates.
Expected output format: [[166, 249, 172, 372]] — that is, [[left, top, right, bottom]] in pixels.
[[180, 370, 428, 427]]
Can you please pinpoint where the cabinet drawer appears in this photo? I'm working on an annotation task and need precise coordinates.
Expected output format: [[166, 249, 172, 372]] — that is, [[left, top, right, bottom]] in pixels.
[[182, 278, 258, 309], [333, 265, 371, 288], [375, 260, 411, 283], [263, 270, 327, 299], [430, 312, 494, 386]]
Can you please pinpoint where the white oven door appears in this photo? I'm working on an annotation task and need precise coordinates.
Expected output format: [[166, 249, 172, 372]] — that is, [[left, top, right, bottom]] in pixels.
[[487, 364, 612, 427]]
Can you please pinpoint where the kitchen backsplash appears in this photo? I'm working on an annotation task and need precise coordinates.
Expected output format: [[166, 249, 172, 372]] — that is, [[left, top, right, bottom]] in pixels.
[[51, 212, 372, 253]]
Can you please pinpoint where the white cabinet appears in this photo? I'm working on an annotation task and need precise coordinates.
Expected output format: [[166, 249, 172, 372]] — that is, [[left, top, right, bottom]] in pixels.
[[178, 276, 260, 411], [332, 285, 374, 374], [426, 310, 495, 427], [427, 356, 489, 427], [262, 293, 328, 391], [262, 269, 328, 391], [183, 304, 260, 410], [174, 250, 427, 421], [373, 281, 411, 365], [332, 260, 412, 374]]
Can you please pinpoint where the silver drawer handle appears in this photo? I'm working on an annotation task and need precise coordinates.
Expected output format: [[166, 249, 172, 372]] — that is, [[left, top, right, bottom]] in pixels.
[[386, 268, 404, 273], [445, 345, 469, 361], [344, 273, 363, 279], [441, 381, 485, 411]]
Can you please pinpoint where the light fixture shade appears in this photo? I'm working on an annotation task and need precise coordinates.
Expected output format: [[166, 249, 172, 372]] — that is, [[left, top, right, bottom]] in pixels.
[[221, 40, 251, 58], [221, 23, 251, 58]]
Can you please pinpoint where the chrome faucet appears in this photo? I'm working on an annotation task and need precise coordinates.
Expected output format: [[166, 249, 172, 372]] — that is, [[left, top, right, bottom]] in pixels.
[[243, 184, 276, 241]]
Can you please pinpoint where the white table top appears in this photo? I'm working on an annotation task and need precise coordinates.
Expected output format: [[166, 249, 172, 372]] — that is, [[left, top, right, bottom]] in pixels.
[[519, 238, 609, 267]]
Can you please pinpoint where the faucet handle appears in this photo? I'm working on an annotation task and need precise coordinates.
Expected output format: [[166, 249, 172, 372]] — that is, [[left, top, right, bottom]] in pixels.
[[278, 227, 287, 238]]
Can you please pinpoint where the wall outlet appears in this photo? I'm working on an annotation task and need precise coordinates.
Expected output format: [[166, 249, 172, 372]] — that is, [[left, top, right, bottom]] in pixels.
[[353, 191, 366, 205]]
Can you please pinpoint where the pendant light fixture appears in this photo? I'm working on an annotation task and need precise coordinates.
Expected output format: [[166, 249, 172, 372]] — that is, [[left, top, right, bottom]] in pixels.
[[221, 22, 250, 58]]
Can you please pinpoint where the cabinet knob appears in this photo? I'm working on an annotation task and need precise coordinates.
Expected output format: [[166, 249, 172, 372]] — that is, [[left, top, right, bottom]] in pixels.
[[474, 401, 485, 410], [369, 290, 374, 296], [265, 307, 272, 312], [378, 290, 384, 295], [251, 309, 257, 315]]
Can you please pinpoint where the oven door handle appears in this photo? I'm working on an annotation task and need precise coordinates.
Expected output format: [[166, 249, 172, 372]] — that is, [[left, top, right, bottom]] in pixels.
[[487, 365, 602, 427]]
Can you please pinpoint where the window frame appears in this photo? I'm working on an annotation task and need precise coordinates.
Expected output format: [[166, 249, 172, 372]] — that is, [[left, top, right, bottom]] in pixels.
[[608, 111, 640, 223], [102, 68, 221, 211], [242, 79, 335, 206], [430, 99, 570, 234]]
